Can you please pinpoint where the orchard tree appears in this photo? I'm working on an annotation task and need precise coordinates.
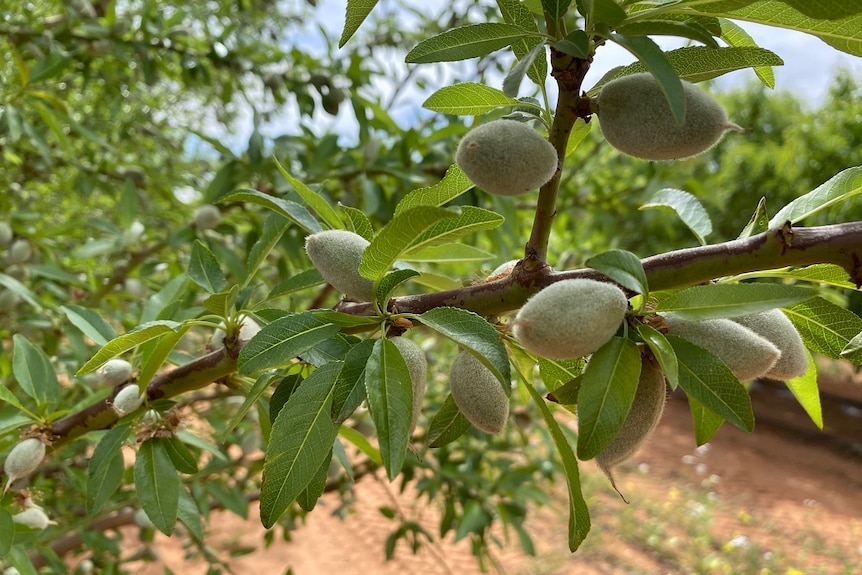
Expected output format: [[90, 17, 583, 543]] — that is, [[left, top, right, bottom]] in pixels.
[[3, 0, 862, 573]]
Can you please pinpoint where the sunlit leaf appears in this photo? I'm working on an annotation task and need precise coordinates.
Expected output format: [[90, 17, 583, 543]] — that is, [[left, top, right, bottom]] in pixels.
[[406, 23, 537, 64], [655, 283, 814, 320], [641, 188, 712, 245]]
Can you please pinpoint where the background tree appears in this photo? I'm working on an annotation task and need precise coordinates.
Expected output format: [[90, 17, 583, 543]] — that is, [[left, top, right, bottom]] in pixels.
[[2, 1, 862, 573]]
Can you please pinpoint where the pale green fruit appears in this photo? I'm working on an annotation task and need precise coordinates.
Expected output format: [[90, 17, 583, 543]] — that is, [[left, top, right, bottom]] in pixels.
[[7, 239, 32, 264], [212, 316, 262, 348], [0, 221, 12, 247], [124, 277, 147, 299], [596, 358, 667, 479], [665, 317, 780, 380], [3, 438, 46, 493], [305, 230, 375, 302], [513, 279, 628, 360], [98, 358, 133, 386], [390, 337, 428, 433], [194, 204, 221, 230], [449, 351, 509, 434], [485, 259, 519, 282], [12, 506, 57, 529], [731, 309, 808, 380], [597, 73, 741, 160], [112, 384, 145, 415], [455, 120, 558, 196], [0, 289, 20, 312]]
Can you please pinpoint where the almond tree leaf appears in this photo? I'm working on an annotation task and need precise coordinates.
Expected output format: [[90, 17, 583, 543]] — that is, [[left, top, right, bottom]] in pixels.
[[365, 338, 413, 480], [544, 0, 573, 23], [775, 0, 862, 19], [12, 334, 60, 407], [785, 350, 823, 429], [782, 297, 862, 363], [575, 337, 642, 460], [667, 334, 755, 431], [177, 487, 204, 542], [163, 436, 199, 474], [737, 197, 770, 239], [238, 312, 340, 373], [333, 339, 376, 423], [87, 424, 130, 514], [135, 438, 180, 536], [395, 164, 474, 215], [400, 244, 496, 263], [376, 269, 420, 308], [768, 167, 862, 227], [655, 283, 814, 321], [339, 0, 379, 47], [276, 159, 342, 230], [297, 449, 333, 512], [218, 189, 321, 233], [77, 321, 181, 376], [589, 46, 783, 93], [0, 509, 12, 556], [245, 214, 290, 287], [616, 20, 720, 48], [60, 305, 116, 347], [687, 395, 725, 445], [189, 240, 227, 294], [427, 394, 472, 447], [404, 206, 505, 254], [717, 18, 775, 87], [339, 203, 374, 241], [539, 357, 586, 393], [406, 23, 537, 64], [0, 272, 42, 311], [525, 380, 590, 552], [585, 249, 649, 295], [641, 188, 712, 245], [503, 41, 545, 97], [338, 425, 383, 465], [411, 307, 511, 387], [260, 362, 340, 527], [497, 0, 548, 85], [359, 206, 456, 281], [268, 268, 325, 299], [637, 324, 679, 390], [421, 83, 541, 115], [607, 34, 686, 124]]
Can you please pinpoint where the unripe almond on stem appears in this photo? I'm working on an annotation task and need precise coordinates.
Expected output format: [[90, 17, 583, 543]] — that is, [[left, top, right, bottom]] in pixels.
[[731, 309, 808, 380], [455, 119, 558, 196], [305, 230, 375, 302], [98, 358, 133, 386], [449, 351, 509, 434], [0, 221, 12, 247], [112, 384, 145, 416], [12, 506, 57, 529], [513, 279, 628, 360], [194, 204, 221, 230], [3, 437, 46, 494], [390, 336, 428, 434], [665, 317, 780, 381], [597, 73, 742, 160], [212, 316, 262, 348], [596, 357, 667, 496], [7, 239, 32, 264]]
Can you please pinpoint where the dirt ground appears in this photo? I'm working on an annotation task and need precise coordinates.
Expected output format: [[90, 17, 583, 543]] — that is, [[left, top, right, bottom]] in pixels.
[[131, 376, 862, 575]]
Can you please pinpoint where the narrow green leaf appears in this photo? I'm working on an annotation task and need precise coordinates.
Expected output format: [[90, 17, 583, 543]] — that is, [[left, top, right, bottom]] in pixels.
[[503, 41, 545, 97], [427, 393, 472, 447], [365, 339, 413, 480], [608, 34, 686, 124], [218, 189, 321, 233], [77, 321, 182, 375], [718, 18, 775, 87], [555, 30, 590, 57], [617, 20, 720, 48], [768, 167, 862, 227], [497, 0, 548, 85], [783, 297, 862, 363], [60, 305, 116, 346], [189, 240, 227, 293], [773, 264, 859, 290], [539, 357, 585, 393], [585, 249, 649, 296], [405, 206, 505, 254], [339, 0, 378, 47], [687, 395, 725, 445], [396, 165, 473, 215], [667, 335, 755, 432], [268, 268, 325, 299], [177, 487, 204, 542], [376, 269, 420, 308], [636, 324, 679, 390], [589, 46, 783, 93], [785, 350, 823, 429], [260, 362, 340, 527], [525, 380, 590, 551], [137, 325, 190, 388], [359, 206, 456, 281], [400, 244, 496, 263], [140, 275, 187, 324], [333, 339, 376, 423], [276, 159, 343, 230], [338, 425, 383, 465], [135, 438, 181, 535], [297, 449, 333, 512], [245, 214, 290, 287], [576, 337, 642, 460], [421, 83, 541, 116], [238, 312, 340, 373], [339, 203, 374, 241], [544, 0, 574, 24], [589, 0, 627, 26], [412, 307, 511, 386], [0, 272, 42, 311], [12, 334, 59, 407], [641, 188, 712, 245], [546, 375, 582, 405], [0, 508, 13, 556], [775, 1, 862, 19], [161, 436, 199, 475], [655, 283, 814, 321], [203, 287, 238, 317], [406, 23, 536, 64], [87, 424, 131, 514], [737, 197, 770, 239]]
